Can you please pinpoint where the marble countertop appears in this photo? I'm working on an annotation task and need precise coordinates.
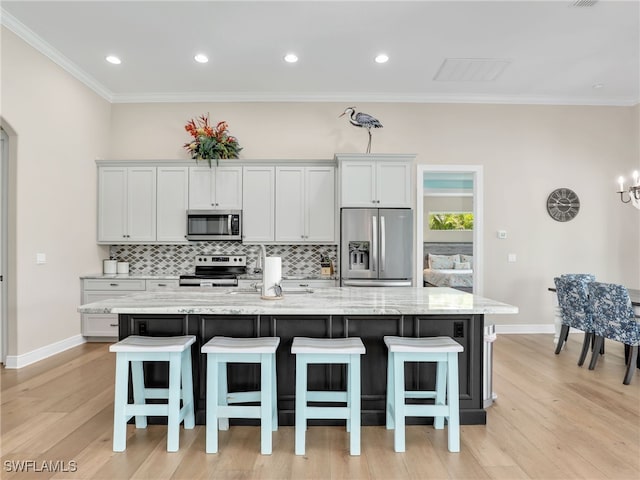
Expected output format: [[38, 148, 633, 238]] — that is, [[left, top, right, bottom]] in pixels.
[[80, 273, 337, 281], [77, 286, 518, 316]]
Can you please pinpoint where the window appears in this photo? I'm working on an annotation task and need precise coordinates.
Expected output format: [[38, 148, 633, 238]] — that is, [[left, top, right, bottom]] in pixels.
[[428, 212, 474, 231]]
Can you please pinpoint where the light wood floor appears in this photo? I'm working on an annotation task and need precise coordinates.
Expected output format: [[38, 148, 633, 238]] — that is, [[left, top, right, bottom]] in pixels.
[[1, 334, 639, 479]]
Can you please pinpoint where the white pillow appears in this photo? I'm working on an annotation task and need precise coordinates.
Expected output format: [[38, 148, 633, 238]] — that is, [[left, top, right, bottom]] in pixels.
[[454, 261, 471, 270], [460, 254, 473, 264], [429, 254, 460, 269]]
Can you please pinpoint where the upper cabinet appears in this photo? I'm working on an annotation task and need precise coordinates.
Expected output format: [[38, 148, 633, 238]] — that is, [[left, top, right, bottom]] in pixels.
[[275, 166, 335, 243], [337, 154, 414, 208], [188, 166, 243, 210], [242, 166, 275, 243], [98, 166, 156, 243], [156, 167, 189, 243]]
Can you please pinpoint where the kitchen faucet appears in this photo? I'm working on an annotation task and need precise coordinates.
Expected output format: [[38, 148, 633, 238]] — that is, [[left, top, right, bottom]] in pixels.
[[254, 244, 267, 274]]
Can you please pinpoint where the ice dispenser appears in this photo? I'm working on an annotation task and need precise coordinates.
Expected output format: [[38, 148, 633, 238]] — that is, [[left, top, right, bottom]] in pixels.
[[348, 241, 370, 271]]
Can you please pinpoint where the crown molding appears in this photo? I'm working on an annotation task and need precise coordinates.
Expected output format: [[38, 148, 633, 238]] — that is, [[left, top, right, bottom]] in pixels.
[[0, 8, 113, 102], [110, 91, 639, 107]]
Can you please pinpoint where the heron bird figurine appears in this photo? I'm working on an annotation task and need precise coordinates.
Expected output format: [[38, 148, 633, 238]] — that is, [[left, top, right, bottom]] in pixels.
[[339, 106, 383, 153]]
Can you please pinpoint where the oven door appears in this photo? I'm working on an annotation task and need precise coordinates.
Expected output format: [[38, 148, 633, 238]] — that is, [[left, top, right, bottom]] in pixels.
[[186, 210, 242, 240]]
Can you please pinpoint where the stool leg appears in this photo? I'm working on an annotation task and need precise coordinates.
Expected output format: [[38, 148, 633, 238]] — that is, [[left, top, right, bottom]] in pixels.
[[206, 354, 219, 454], [349, 354, 361, 456], [260, 353, 273, 455], [218, 362, 229, 431], [181, 349, 195, 429], [272, 355, 278, 431], [434, 360, 447, 430], [446, 352, 460, 453], [295, 356, 307, 455], [166, 352, 181, 452], [131, 360, 147, 429], [393, 355, 406, 453], [113, 353, 129, 452], [386, 351, 395, 430]]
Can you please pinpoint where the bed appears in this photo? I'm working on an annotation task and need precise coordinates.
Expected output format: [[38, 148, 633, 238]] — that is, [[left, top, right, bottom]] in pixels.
[[423, 242, 473, 293]]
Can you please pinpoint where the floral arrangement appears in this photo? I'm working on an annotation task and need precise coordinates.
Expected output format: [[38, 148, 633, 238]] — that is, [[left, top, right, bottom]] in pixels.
[[183, 114, 242, 167]]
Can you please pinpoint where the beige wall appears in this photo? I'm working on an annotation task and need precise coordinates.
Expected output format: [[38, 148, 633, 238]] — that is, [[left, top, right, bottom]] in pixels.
[[1, 28, 110, 357], [2, 29, 639, 359]]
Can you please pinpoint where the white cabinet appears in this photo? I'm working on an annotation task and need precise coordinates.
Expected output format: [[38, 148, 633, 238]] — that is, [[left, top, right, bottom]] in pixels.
[[81, 278, 146, 338], [156, 167, 189, 243], [339, 155, 412, 208], [281, 279, 337, 289], [98, 166, 157, 243], [242, 166, 275, 242], [188, 166, 242, 210], [275, 166, 335, 243]]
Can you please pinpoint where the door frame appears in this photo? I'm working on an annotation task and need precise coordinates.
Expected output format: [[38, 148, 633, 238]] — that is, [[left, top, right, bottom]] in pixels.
[[0, 128, 8, 363], [415, 164, 484, 295]]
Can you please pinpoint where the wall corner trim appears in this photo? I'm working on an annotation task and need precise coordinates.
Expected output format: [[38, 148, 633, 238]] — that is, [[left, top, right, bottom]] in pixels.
[[4, 335, 86, 369]]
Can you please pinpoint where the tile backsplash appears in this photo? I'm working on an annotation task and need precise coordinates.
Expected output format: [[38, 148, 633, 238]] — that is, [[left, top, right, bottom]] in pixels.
[[110, 243, 338, 276]]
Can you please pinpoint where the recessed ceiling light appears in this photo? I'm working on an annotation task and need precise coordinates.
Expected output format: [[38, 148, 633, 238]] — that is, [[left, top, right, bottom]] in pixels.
[[592, 83, 604, 89], [105, 55, 121, 65], [374, 54, 389, 64], [284, 53, 298, 63], [194, 54, 209, 64]]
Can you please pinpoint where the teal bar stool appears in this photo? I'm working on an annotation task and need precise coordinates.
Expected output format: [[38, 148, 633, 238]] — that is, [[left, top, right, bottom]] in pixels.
[[109, 335, 196, 452], [291, 337, 366, 456], [384, 336, 463, 453], [201, 336, 280, 455]]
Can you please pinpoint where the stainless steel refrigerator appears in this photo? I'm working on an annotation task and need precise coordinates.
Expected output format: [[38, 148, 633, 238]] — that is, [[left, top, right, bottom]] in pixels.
[[340, 208, 413, 287]]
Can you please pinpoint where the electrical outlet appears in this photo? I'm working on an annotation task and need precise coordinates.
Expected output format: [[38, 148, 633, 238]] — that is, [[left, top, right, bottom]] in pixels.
[[138, 322, 147, 335], [508, 253, 517, 263], [453, 322, 464, 338]]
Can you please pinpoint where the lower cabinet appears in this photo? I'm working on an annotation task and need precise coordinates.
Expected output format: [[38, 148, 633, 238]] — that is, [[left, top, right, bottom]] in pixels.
[[115, 313, 485, 426], [80, 278, 178, 338]]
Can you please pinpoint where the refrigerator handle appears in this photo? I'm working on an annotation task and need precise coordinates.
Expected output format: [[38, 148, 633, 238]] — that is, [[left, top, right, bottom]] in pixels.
[[372, 215, 377, 272], [380, 215, 386, 272]]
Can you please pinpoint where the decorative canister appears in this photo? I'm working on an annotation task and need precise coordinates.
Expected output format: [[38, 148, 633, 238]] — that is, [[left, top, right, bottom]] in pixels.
[[116, 262, 130, 275], [103, 259, 117, 274]]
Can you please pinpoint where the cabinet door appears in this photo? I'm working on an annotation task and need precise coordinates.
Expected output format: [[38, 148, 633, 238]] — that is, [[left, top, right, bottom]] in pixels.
[[157, 167, 188, 242], [377, 161, 411, 207], [275, 167, 305, 242], [127, 167, 156, 242], [214, 167, 243, 209], [242, 166, 275, 242], [98, 167, 127, 242], [305, 167, 335, 242], [188, 167, 214, 209], [340, 161, 376, 207]]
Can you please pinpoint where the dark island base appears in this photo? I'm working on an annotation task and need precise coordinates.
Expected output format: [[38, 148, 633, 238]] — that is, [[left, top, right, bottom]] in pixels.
[[119, 313, 486, 426]]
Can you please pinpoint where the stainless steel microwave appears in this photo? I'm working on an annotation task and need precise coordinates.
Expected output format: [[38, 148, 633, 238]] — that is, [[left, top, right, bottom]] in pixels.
[[186, 210, 242, 241]]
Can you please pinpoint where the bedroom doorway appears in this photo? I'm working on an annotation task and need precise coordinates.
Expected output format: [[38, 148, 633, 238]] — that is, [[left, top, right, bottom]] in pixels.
[[416, 165, 483, 295]]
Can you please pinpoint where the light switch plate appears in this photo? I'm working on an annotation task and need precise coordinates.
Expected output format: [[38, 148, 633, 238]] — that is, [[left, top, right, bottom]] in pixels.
[[36, 253, 46, 264], [508, 253, 517, 263], [497, 230, 507, 239]]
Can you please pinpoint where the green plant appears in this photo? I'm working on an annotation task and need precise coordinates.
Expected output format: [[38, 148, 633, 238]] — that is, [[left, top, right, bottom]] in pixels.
[[183, 114, 242, 167], [429, 212, 474, 230]]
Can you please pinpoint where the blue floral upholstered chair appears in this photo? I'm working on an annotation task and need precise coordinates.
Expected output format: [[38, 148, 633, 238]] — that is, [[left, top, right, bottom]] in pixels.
[[587, 282, 640, 385], [554, 276, 595, 365]]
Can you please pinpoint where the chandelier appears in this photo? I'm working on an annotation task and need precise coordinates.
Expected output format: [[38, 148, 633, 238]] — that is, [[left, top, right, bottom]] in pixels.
[[618, 171, 640, 209]]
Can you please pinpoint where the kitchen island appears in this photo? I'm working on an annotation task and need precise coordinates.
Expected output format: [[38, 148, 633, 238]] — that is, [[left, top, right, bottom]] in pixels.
[[78, 287, 517, 426]]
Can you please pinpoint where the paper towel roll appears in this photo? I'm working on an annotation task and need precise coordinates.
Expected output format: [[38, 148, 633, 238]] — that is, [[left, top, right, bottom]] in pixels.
[[262, 257, 282, 297]]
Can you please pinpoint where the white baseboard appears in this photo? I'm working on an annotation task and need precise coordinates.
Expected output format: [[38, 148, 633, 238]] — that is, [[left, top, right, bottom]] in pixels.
[[4, 334, 86, 369], [495, 324, 556, 335]]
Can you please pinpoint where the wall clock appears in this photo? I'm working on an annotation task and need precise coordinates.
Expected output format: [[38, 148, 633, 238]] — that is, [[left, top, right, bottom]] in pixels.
[[547, 188, 580, 222]]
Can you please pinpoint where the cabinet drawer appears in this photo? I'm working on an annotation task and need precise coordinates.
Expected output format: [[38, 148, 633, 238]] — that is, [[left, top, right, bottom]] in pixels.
[[147, 279, 179, 290], [82, 314, 119, 337], [83, 290, 136, 304], [83, 279, 146, 291]]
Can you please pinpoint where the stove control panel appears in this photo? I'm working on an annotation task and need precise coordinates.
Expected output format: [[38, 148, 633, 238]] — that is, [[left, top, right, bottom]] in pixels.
[[194, 255, 247, 267]]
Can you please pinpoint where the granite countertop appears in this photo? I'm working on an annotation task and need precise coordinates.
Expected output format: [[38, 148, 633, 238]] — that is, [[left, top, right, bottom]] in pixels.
[[78, 286, 518, 316], [81, 273, 337, 281]]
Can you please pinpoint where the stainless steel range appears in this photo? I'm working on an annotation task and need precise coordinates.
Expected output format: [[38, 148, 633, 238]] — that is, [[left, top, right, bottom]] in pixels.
[[179, 255, 247, 287]]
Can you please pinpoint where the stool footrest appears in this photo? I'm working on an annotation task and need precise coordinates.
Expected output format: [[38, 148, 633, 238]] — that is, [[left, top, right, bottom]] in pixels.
[[227, 391, 261, 403], [404, 391, 437, 399], [305, 406, 350, 420], [307, 391, 348, 402], [404, 404, 449, 417]]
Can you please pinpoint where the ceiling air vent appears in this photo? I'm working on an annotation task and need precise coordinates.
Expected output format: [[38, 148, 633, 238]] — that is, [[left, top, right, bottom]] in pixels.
[[433, 58, 511, 82], [571, 0, 598, 7]]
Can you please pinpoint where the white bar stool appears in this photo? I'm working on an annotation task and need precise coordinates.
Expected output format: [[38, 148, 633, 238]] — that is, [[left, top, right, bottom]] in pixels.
[[109, 335, 196, 452], [291, 337, 365, 456], [201, 336, 280, 455], [384, 336, 463, 453]]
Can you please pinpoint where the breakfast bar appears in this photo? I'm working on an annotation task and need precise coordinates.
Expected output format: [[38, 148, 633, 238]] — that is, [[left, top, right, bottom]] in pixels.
[[78, 287, 517, 426]]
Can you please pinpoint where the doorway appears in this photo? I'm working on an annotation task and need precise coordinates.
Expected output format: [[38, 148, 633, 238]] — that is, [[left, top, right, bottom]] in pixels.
[[416, 165, 484, 295], [0, 127, 7, 363]]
